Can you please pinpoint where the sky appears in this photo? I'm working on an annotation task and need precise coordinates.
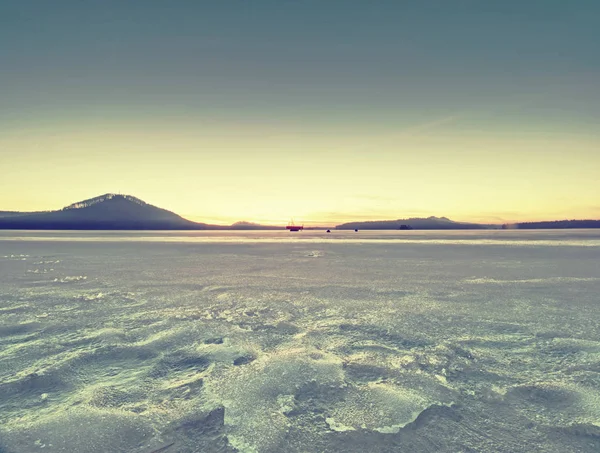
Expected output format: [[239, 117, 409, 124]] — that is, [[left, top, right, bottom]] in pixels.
[[1, 0, 599, 225]]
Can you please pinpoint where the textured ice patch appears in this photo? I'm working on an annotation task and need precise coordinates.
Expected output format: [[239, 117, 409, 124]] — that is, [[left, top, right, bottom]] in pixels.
[[27, 269, 54, 274], [53, 276, 87, 283], [325, 382, 435, 434], [77, 292, 104, 301], [2, 254, 29, 260], [0, 407, 154, 453], [325, 417, 356, 432], [506, 381, 600, 428], [205, 348, 345, 452]]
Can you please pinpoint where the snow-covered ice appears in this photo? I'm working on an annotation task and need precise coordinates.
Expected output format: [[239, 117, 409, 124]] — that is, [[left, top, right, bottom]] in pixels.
[[0, 230, 599, 452]]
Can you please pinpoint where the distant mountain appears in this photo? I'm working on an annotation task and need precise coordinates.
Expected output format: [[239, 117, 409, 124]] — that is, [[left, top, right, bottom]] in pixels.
[[336, 216, 489, 230], [505, 220, 600, 229], [0, 194, 209, 230]]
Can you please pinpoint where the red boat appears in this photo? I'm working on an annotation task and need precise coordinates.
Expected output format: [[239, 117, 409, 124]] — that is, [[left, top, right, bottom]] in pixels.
[[286, 220, 304, 231]]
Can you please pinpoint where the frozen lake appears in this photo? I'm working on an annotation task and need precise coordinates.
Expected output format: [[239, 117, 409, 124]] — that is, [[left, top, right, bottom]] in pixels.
[[1, 230, 599, 452]]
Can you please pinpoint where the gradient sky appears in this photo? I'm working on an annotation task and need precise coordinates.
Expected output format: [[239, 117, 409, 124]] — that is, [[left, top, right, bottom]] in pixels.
[[1, 1, 599, 225]]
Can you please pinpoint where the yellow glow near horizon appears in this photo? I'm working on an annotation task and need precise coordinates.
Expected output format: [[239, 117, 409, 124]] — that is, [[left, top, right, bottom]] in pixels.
[[1, 119, 599, 226]]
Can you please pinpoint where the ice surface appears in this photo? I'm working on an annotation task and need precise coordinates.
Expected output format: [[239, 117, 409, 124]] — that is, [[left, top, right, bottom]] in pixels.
[[0, 230, 599, 452]]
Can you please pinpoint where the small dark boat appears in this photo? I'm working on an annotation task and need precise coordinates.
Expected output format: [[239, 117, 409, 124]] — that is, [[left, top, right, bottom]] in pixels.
[[286, 220, 304, 232]]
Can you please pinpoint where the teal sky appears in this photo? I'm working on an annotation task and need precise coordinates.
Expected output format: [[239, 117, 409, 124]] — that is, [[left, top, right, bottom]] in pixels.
[[1, 1, 599, 224]]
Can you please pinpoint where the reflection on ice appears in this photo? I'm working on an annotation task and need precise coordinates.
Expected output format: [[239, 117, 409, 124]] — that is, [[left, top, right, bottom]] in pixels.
[[1, 229, 600, 247]]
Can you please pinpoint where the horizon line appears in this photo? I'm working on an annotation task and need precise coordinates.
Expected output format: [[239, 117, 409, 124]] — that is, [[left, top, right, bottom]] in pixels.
[[3, 192, 600, 227]]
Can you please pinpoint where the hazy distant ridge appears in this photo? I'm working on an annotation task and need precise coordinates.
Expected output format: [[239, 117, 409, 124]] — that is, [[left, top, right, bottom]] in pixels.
[[336, 216, 488, 230], [506, 220, 600, 229]]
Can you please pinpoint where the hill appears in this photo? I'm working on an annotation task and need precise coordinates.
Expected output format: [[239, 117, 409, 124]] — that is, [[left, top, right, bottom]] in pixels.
[[0, 194, 209, 230], [336, 216, 489, 230]]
